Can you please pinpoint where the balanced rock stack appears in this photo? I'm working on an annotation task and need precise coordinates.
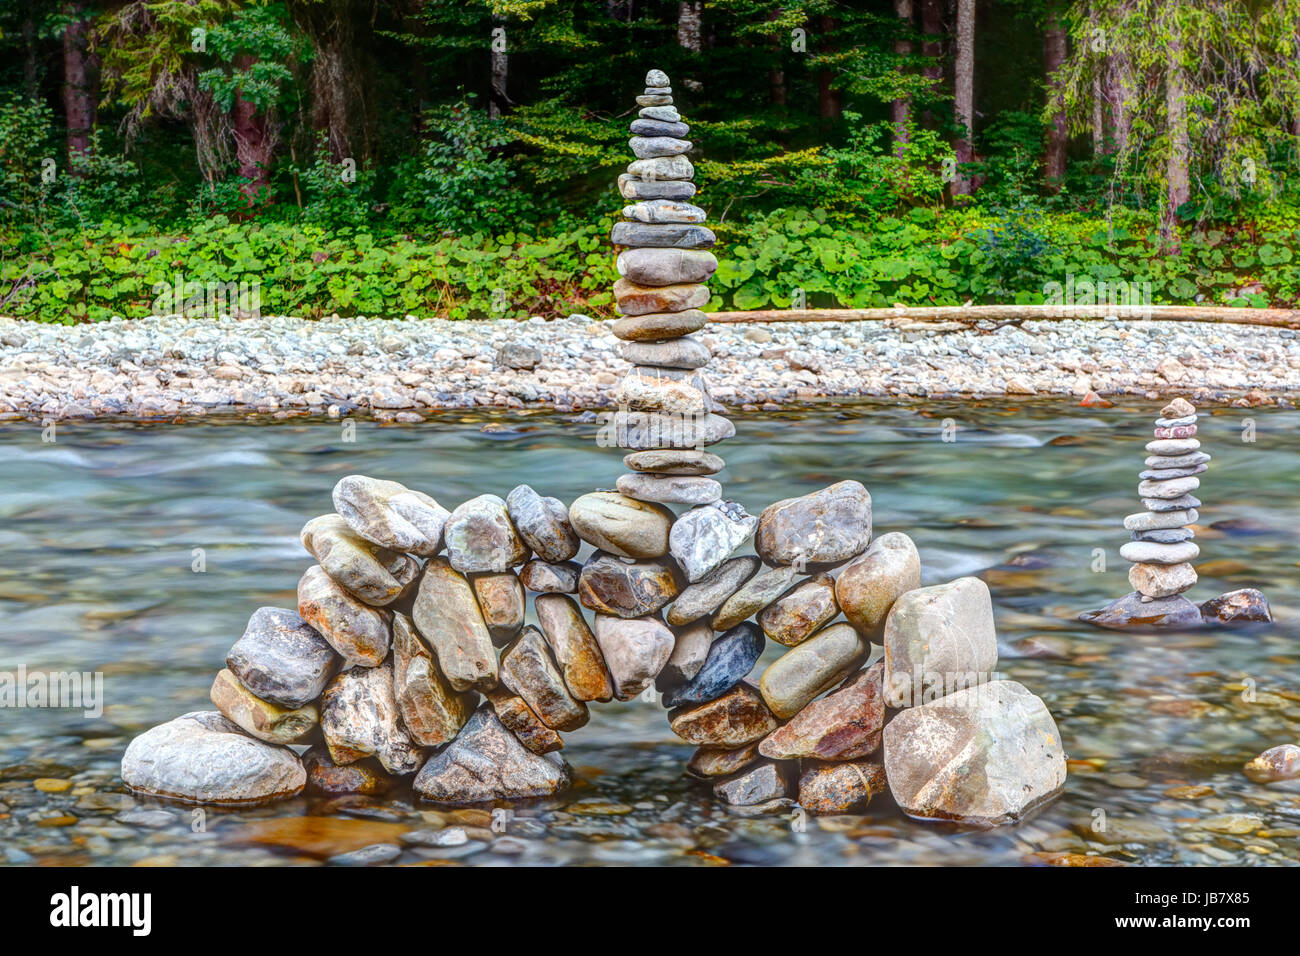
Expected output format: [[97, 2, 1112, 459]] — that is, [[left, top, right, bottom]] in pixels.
[[1081, 397, 1272, 629], [611, 68, 730, 502]]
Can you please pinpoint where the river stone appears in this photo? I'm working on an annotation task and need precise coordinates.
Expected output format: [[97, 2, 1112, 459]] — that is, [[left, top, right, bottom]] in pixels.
[[611, 221, 714, 249], [639, 104, 680, 122], [301, 514, 420, 606], [759, 573, 839, 646], [1243, 744, 1300, 783], [617, 174, 696, 200], [1141, 493, 1201, 512], [1155, 413, 1197, 427], [667, 555, 760, 625], [209, 668, 317, 745], [635, 94, 673, 107], [1154, 425, 1197, 439], [629, 118, 690, 139], [484, 688, 564, 754], [1139, 465, 1206, 480], [668, 681, 779, 747], [1146, 438, 1201, 456], [501, 626, 589, 731], [834, 532, 921, 638], [1132, 527, 1195, 544], [629, 135, 692, 158], [798, 758, 888, 815], [578, 551, 679, 618], [569, 491, 674, 558], [670, 500, 759, 583], [1119, 540, 1199, 565], [412, 705, 571, 804], [618, 336, 712, 369], [391, 613, 476, 747], [619, 201, 706, 228], [592, 614, 676, 700], [714, 760, 794, 806], [617, 473, 721, 505], [882, 577, 998, 709], [759, 662, 884, 761], [605, 410, 735, 449], [658, 620, 715, 690], [616, 248, 717, 290], [411, 557, 498, 691], [321, 663, 423, 774], [519, 559, 581, 593], [332, 475, 448, 557], [1200, 588, 1272, 624], [883, 680, 1067, 826], [470, 571, 525, 644], [687, 742, 761, 778], [662, 623, 765, 707], [303, 745, 391, 796], [616, 370, 709, 414], [1128, 561, 1197, 598], [645, 68, 670, 86], [1137, 476, 1200, 499], [1145, 451, 1210, 469], [759, 622, 870, 719], [226, 607, 338, 709], [756, 480, 872, 567], [297, 565, 392, 667], [713, 564, 798, 630], [535, 593, 614, 702], [1124, 508, 1198, 531], [613, 309, 708, 341], [625, 155, 694, 181], [1079, 591, 1204, 630], [505, 485, 579, 563], [625, 448, 724, 476], [121, 711, 306, 805], [443, 494, 528, 573]]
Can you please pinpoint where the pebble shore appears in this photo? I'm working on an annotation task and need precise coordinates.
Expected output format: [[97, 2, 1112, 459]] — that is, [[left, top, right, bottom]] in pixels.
[[2, 312, 1297, 422]]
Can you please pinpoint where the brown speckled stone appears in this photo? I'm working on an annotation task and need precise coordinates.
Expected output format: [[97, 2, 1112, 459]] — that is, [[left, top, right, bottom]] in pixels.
[[797, 758, 887, 815], [759, 662, 884, 761], [668, 681, 778, 747], [535, 594, 614, 702]]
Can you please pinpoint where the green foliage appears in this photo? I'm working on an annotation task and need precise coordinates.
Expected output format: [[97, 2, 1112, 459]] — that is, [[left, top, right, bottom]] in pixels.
[[196, 2, 307, 114], [292, 134, 375, 228]]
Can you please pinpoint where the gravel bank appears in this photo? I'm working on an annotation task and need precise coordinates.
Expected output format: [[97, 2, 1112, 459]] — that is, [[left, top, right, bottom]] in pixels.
[[1, 313, 1297, 421]]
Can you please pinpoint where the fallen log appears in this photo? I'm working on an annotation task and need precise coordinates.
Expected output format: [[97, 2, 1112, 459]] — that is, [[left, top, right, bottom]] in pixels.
[[705, 305, 1300, 330]]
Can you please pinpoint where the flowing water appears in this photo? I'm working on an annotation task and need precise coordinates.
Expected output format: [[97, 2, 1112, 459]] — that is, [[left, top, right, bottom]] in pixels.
[[1, 399, 1298, 866]]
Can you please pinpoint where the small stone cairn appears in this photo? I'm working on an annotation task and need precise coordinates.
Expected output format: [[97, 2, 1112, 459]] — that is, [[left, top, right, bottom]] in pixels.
[[1081, 397, 1272, 629], [120, 71, 1069, 828]]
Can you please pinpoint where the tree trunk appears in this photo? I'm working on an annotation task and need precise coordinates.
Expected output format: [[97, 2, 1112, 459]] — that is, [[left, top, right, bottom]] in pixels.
[[291, 0, 375, 163], [817, 15, 841, 120], [231, 55, 274, 206], [677, 1, 703, 51], [768, 7, 786, 106], [1109, 54, 1133, 154], [952, 0, 975, 194], [1165, 34, 1190, 238], [919, 0, 943, 128], [1043, 12, 1067, 189], [607, 0, 634, 20], [21, 16, 40, 100], [891, 0, 914, 156], [489, 14, 509, 119], [62, 1, 96, 168]]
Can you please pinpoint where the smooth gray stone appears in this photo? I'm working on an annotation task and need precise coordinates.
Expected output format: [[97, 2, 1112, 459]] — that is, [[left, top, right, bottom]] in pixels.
[[1145, 452, 1210, 469], [644, 85, 671, 95], [506, 484, 579, 563], [667, 556, 761, 626], [629, 136, 692, 159], [620, 200, 708, 224], [1146, 438, 1201, 456], [645, 68, 670, 87], [332, 475, 448, 557], [226, 607, 337, 710], [1137, 476, 1200, 499], [639, 105, 681, 122], [321, 663, 423, 774], [617, 247, 715, 283], [630, 118, 690, 138], [618, 174, 696, 200], [121, 711, 306, 804], [670, 501, 759, 583], [636, 94, 673, 107], [1119, 540, 1200, 565], [1141, 494, 1201, 512], [625, 448, 725, 477], [611, 222, 716, 249], [1139, 465, 1206, 480], [626, 155, 693, 180], [443, 494, 528, 573], [1132, 528, 1195, 544], [606, 410, 734, 450], [329, 843, 403, 866], [616, 473, 722, 505], [1079, 591, 1203, 630], [518, 559, 582, 593], [714, 760, 795, 807], [619, 335, 711, 369], [1154, 415, 1197, 427], [1124, 508, 1198, 530]]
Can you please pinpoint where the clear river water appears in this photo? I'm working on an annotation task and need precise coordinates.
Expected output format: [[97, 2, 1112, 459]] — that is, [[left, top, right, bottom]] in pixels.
[[1, 398, 1297, 866]]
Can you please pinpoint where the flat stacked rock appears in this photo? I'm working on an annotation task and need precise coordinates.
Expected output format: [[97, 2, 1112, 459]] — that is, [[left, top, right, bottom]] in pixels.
[[612, 69, 726, 505], [1080, 397, 1271, 629]]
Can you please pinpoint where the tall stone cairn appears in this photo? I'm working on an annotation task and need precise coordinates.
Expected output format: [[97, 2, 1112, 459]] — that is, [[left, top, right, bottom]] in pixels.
[[610, 68, 730, 505], [1119, 396, 1204, 603]]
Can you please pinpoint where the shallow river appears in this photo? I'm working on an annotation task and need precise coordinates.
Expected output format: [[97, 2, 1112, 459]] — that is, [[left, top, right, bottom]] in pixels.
[[1, 398, 1298, 866]]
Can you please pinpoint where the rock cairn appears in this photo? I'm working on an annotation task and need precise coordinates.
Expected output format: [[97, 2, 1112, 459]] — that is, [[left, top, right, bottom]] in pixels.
[[610, 68, 730, 503], [1080, 397, 1272, 629], [118, 71, 1069, 828]]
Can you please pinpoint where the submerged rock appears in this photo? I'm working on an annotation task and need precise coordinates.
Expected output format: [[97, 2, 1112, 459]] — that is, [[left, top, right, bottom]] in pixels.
[[226, 606, 338, 709], [413, 706, 571, 804], [797, 758, 888, 815], [321, 663, 424, 774], [883, 680, 1066, 826], [122, 711, 305, 805], [755, 480, 872, 567], [1200, 588, 1272, 625], [303, 745, 391, 796], [300, 514, 420, 606], [332, 475, 448, 556], [686, 742, 761, 778], [1243, 744, 1300, 783], [1079, 591, 1204, 630]]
